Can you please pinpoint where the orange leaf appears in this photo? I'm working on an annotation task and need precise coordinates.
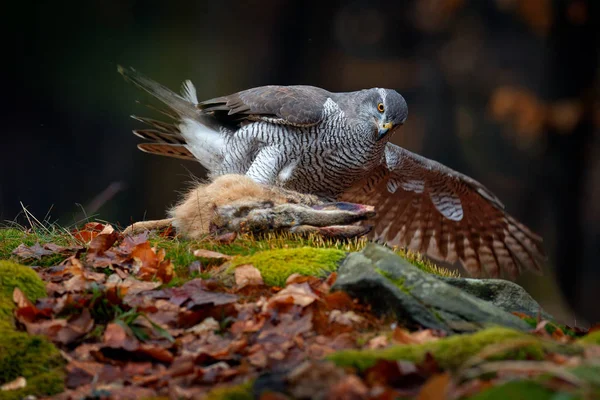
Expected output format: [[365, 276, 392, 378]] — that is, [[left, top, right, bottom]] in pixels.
[[417, 372, 450, 400]]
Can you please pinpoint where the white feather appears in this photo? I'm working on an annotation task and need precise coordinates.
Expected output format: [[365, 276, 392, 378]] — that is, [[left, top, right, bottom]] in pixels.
[[278, 162, 296, 183], [179, 118, 225, 170], [180, 80, 198, 105]]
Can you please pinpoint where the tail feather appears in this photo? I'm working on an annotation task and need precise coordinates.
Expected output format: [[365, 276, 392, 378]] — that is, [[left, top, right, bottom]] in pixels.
[[119, 65, 226, 171], [118, 65, 199, 120], [131, 115, 179, 133], [133, 129, 185, 145], [138, 143, 197, 161]]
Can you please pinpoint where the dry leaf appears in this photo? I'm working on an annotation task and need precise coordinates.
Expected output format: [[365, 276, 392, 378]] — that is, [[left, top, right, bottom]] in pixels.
[[234, 264, 264, 289], [193, 249, 233, 260], [0, 376, 26, 391], [186, 317, 220, 335], [328, 310, 364, 326], [417, 373, 451, 400], [268, 283, 319, 308], [12, 242, 54, 259]]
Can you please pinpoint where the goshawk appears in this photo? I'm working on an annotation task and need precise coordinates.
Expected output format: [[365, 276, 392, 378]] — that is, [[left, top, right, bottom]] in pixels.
[[119, 66, 545, 279]]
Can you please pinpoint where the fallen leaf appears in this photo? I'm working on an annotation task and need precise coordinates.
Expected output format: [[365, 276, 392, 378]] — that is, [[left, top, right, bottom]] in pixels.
[[12, 242, 54, 259], [234, 264, 264, 289], [99, 224, 115, 235], [287, 361, 347, 400], [417, 373, 450, 400], [186, 317, 220, 335], [393, 328, 439, 345], [103, 322, 139, 351], [328, 310, 364, 326], [0, 376, 26, 391], [193, 249, 233, 260], [132, 279, 238, 309], [87, 232, 120, 257], [131, 242, 175, 283], [13, 287, 53, 322], [188, 289, 239, 308], [326, 374, 368, 399], [267, 283, 319, 308], [21, 309, 94, 345], [72, 222, 107, 242]]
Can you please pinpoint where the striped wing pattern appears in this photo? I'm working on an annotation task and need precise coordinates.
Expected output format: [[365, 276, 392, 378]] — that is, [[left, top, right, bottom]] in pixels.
[[341, 144, 545, 279]]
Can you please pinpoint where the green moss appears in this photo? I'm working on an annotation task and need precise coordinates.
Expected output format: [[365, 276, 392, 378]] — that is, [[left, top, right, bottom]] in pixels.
[[204, 380, 254, 400], [467, 380, 558, 400], [394, 248, 460, 278], [577, 330, 600, 345], [328, 327, 547, 371], [375, 267, 412, 294], [150, 231, 457, 283], [228, 247, 346, 287], [0, 260, 65, 398]]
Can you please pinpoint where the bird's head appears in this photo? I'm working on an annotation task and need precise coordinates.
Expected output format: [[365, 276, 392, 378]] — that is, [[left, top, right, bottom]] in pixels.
[[359, 88, 408, 141]]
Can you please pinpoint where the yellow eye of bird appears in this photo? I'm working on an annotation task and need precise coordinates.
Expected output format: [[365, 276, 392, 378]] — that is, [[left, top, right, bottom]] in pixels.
[[377, 103, 385, 113]]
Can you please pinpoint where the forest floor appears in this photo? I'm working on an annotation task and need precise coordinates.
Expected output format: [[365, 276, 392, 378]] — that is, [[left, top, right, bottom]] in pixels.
[[0, 222, 599, 400]]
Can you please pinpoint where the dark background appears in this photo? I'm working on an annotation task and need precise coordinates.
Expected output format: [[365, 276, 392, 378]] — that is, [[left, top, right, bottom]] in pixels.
[[3, 0, 599, 324]]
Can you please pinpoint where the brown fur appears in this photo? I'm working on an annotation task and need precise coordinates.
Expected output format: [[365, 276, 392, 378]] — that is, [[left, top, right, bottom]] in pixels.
[[169, 174, 298, 238]]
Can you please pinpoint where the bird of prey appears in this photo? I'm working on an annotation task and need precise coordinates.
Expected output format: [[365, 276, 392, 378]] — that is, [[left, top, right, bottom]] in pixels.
[[118, 66, 545, 279]]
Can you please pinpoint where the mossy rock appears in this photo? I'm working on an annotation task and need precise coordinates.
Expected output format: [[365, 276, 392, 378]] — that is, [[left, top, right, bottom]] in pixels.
[[226, 247, 347, 287], [0, 260, 65, 399], [328, 327, 556, 371]]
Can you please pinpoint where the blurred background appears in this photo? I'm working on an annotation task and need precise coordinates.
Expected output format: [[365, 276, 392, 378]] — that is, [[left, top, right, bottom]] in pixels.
[[3, 0, 599, 324]]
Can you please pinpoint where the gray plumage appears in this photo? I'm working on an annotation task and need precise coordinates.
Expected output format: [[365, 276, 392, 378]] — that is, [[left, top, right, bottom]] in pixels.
[[119, 66, 545, 279]]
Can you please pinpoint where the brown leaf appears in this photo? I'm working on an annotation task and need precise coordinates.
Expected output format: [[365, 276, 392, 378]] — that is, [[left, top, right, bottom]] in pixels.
[[156, 258, 175, 284], [417, 373, 450, 400], [88, 231, 120, 255], [326, 374, 368, 400], [267, 283, 319, 308], [65, 360, 104, 389], [21, 309, 93, 345], [129, 279, 238, 309], [193, 249, 233, 260], [365, 359, 425, 391], [136, 344, 175, 364], [104, 322, 139, 351], [188, 289, 239, 308], [131, 242, 175, 283], [12, 242, 54, 259], [13, 287, 52, 322], [287, 361, 347, 400], [119, 231, 150, 252], [234, 264, 264, 289], [56, 309, 94, 344], [393, 328, 439, 345], [72, 222, 107, 242]]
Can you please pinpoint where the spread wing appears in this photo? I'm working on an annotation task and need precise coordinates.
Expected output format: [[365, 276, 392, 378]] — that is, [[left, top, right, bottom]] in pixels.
[[340, 143, 546, 279], [199, 85, 330, 127]]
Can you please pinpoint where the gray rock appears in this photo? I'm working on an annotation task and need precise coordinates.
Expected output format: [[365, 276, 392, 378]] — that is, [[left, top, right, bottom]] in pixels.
[[439, 277, 552, 320], [332, 243, 531, 333]]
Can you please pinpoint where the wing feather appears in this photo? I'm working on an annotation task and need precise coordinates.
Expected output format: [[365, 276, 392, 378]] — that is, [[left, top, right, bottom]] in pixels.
[[199, 85, 331, 127], [340, 143, 546, 279]]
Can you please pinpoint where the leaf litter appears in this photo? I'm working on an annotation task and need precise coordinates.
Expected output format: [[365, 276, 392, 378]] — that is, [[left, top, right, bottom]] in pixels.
[[7, 222, 600, 399]]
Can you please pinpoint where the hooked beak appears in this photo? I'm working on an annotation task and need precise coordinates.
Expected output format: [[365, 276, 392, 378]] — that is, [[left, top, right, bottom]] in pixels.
[[378, 122, 393, 139]]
